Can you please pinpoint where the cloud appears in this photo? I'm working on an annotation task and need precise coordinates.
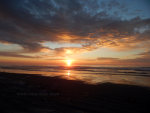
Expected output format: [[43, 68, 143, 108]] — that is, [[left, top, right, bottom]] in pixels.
[[97, 50, 150, 65], [0, 0, 150, 57], [53, 47, 85, 57], [0, 51, 40, 58], [97, 57, 119, 61]]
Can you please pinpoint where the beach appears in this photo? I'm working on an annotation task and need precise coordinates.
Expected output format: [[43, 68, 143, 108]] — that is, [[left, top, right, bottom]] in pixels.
[[0, 72, 150, 113]]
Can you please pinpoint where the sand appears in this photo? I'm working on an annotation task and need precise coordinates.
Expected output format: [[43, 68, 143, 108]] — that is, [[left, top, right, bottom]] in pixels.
[[0, 72, 150, 113]]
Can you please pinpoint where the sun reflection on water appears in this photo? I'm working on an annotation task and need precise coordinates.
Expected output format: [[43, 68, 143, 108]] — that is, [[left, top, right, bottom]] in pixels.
[[1, 67, 150, 87], [67, 70, 71, 77]]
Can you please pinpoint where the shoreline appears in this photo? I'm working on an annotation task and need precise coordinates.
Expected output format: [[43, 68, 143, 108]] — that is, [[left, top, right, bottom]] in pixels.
[[0, 72, 150, 113]]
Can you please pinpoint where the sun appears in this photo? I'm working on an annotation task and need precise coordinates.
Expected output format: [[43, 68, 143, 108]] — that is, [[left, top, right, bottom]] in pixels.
[[66, 59, 73, 66]]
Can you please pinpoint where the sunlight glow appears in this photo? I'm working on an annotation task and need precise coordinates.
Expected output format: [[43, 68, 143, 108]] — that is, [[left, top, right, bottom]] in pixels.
[[67, 70, 70, 76], [66, 59, 73, 66], [66, 50, 72, 54]]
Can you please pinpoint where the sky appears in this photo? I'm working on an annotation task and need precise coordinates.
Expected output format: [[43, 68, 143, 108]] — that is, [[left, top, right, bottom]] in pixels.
[[0, 0, 150, 66]]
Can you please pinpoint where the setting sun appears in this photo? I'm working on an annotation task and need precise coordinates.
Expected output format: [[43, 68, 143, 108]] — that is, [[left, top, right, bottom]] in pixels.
[[66, 59, 73, 66]]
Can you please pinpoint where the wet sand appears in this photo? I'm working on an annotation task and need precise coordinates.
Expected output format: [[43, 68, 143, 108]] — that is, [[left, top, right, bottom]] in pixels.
[[0, 72, 150, 113]]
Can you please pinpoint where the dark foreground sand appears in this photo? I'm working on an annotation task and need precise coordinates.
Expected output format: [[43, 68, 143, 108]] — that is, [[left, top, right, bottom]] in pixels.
[[0, 72, 150, 113]]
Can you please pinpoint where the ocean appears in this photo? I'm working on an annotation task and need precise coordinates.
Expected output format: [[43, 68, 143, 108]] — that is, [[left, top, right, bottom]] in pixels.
[[0, 65, 150, 87]]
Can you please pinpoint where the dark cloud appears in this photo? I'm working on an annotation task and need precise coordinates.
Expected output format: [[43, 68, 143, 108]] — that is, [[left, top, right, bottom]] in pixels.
[[97, 51, 150, 65], [97, 57, 119, 61], [0, 51, 40, 58], [0, 0, 150, 55]]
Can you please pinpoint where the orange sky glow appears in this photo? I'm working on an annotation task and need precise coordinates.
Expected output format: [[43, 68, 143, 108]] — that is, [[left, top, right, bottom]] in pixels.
[[0, 0, 150, 66]]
